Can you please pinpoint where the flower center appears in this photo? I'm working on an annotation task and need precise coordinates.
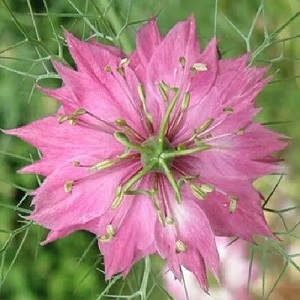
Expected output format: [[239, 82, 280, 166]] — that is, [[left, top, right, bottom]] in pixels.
[[140, 136, 174, 172]]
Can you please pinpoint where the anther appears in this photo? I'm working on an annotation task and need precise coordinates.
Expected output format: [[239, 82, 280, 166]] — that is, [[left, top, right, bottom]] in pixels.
[[64, 180, 74, 193], [99, 224, 116, 242], [191, 62, 208, 72], [157, 210, 165, 226], [175, 240, 188, 253], [104, 65, 112, 73], [158, 83, 169, 102], [200, 184, 215, 193], [204, 133, 213, 139], [146, 113, 153, 123], [165, 216, 175, 225], [229, 196, 239, 213], [236, 128, 245, 135], [176, 143, 186, 151], [120, 58, 130, 67], [195, 118, 214, 135], [181, 91, 190, 112], [73, 160, 81, 166], [115, 119, 127, 126], [111, 186, 124, 209], [68, 117, 77, 126], [138, 83, 146, 104], [90, 159, 116, 171], [116, 66, 125, 77], [190, 184, 206, 200], [223, 107, 234, 114], [179, 56, 186, 67], [73, 108, 86, 116], [57, 115, 69, 124]]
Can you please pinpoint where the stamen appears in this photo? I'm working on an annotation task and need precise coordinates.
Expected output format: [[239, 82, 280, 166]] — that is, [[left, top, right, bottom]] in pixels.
[[138, 83, 146, 106], [99, 224, 116, 242], [158, 82, 169, 102], [111, 162, 156, 209], [159, 160, 182, 204], [115, 119, 127, 126], [137, 83, 154, 133], [195, 118, 214, 135], [64, 180, 74, 193], [161, 143, 211, 159], [115, 119, 144, 141], [73, 160, 81, 166], [191, 62, 208, 72], [157, 210, 165, 226], [116, 66, 125, 77], [205, 133, 213, 139], [165, 216, 175, 225], [57, 115, 69, 124], [104, 65, 112, 73], [114, 131, 145, 152], [176, 143, 186, 151], [181, 91, 190, 112], [229, 196, 239, 213], [223, 107, 234, 114], [190, 184, 206, 200], [236, 128, 245, 135], [89, 159, 116, 171], [158, 87, 180, 151], [120, 58, 130, 67], [73, 108, 86, 116], [179, 56, 186, 67], [111, 186, 123, 209], [175, 240, 188, 253], [57, 108, 86, 125], [177, 175, 199, 187], [200, 184, 215, 193]]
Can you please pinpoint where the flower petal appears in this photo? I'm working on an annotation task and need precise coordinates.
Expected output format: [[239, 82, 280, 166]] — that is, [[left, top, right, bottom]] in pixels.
[[6, 116, 124, 175], [130, 19, 162, 80], [29, 157, 141, 230]]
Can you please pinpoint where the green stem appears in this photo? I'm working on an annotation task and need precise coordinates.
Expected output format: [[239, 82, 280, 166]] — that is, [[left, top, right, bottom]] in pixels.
[[97, 0, 134, 53], [162, 144, 211, 159], [139, 256, 151, 300], [158, 88, 180, 152], [160, 160, 182, 204], [111, 162, 155, 209], [114, 132, 145, 153], [123, 162, 156, 192]]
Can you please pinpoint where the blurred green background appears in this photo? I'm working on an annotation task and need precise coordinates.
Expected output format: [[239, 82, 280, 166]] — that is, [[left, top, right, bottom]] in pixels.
[[0, 0, 299, 299]]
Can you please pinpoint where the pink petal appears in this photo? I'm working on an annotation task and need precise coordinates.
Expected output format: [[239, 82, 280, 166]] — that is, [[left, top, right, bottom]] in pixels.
[[41, 217, 99, 245], [130, 19, 162, 80], [98, 176, 156, 278], [6, 116, 124, 175], [29, 157, 141, 230], [144, 16, 202, 131], [154, 179, 219, 290]]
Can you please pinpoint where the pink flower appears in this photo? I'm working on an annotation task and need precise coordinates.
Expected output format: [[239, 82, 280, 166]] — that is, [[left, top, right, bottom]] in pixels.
[[165, 237, 260, 300], [6, 17, 286, 291]]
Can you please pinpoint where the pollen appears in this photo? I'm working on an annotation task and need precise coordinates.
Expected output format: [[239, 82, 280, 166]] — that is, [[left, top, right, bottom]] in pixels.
[[195, 118, 214, 135], [175, 240, 188, 253], [179, 56, 186, 66], [181, 91, 190, 111], [190, 63, 208, 76], [229, 196, 239, 213], [99, 224, 116, 242], [64, 180, 74, 193], [223, 107, 234, 114], [120, 57, 130, 67], [104, 65, 112, 73]]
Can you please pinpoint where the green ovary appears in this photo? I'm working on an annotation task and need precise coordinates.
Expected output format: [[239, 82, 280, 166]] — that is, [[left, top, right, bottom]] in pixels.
[[140, 136, 174, 172]]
